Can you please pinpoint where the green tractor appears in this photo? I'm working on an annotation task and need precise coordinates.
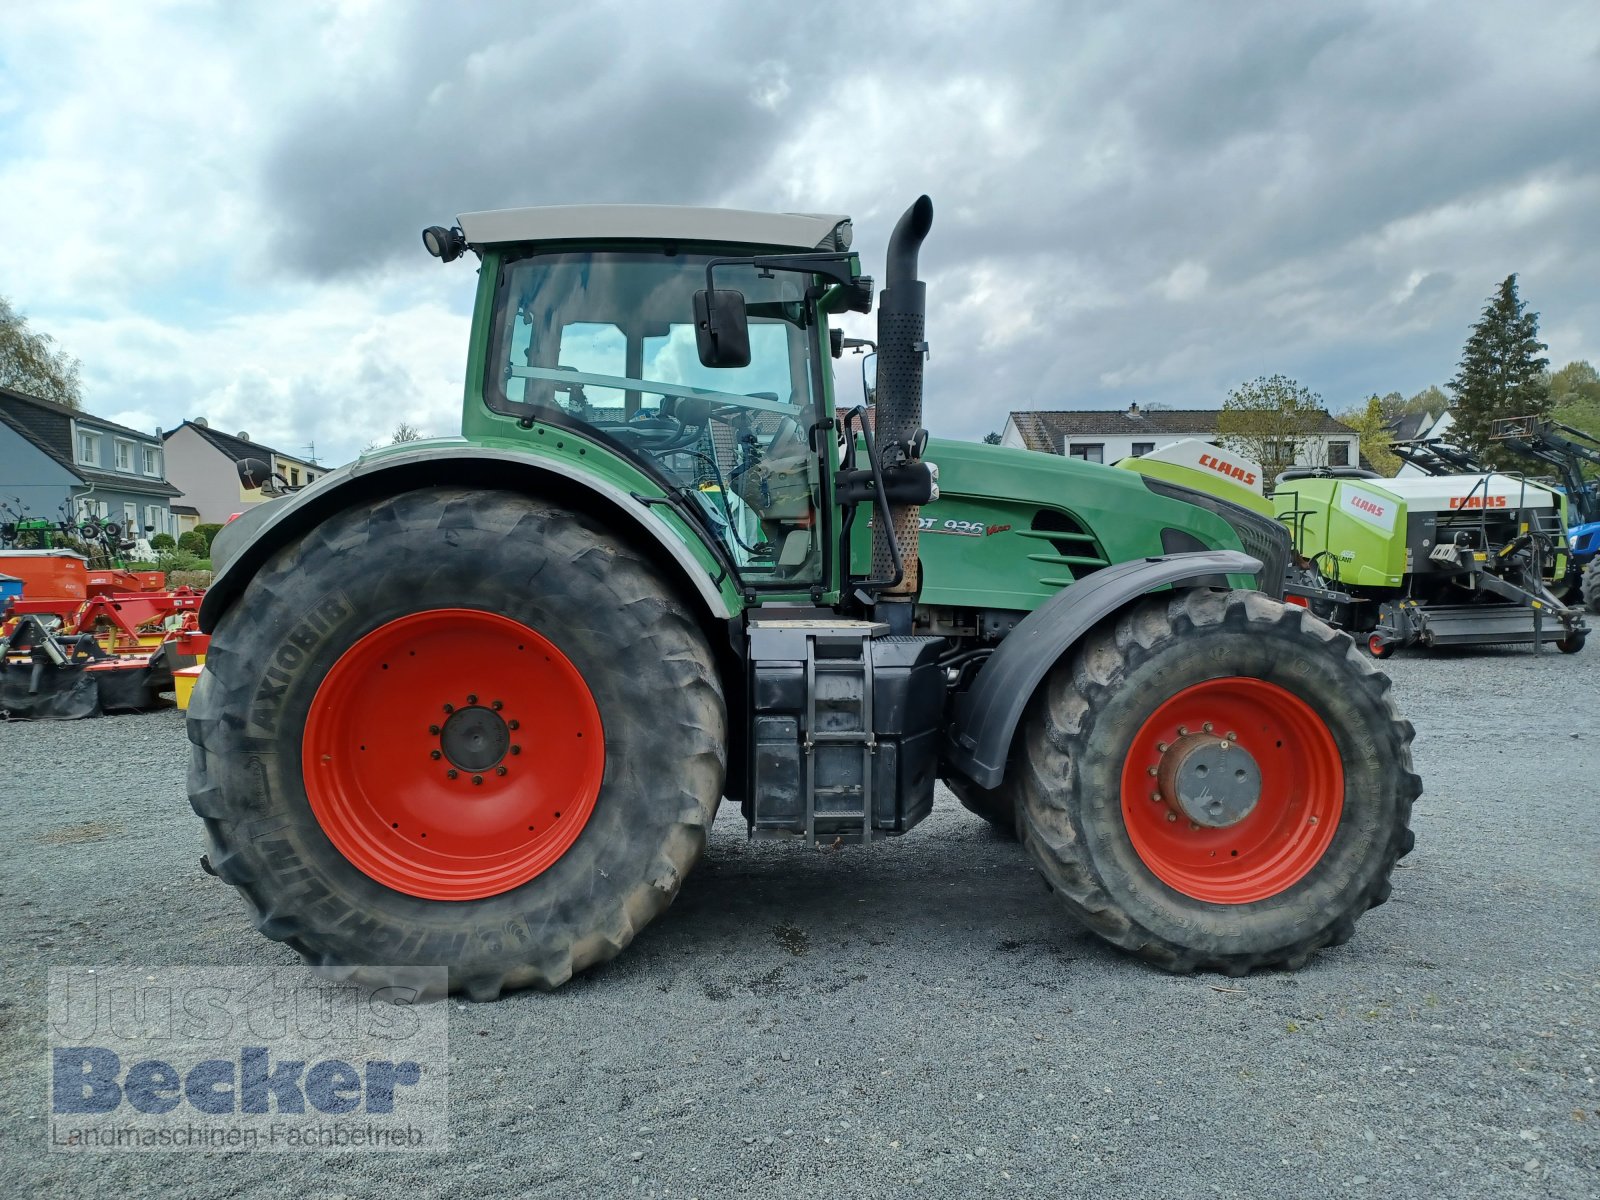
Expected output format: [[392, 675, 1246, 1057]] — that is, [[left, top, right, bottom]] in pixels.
[[190, 198, 1419, 997]]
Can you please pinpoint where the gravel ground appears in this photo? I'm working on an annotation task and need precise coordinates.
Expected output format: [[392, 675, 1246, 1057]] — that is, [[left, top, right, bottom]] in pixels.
[[1, 647, 1597, 1199]]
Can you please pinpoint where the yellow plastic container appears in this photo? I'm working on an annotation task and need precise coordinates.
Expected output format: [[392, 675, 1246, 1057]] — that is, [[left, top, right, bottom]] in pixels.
[[174, 664, 204, 710]]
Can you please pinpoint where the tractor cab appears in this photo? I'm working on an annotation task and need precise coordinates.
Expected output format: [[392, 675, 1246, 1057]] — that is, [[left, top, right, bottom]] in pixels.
[[440, 206, 877, 593]]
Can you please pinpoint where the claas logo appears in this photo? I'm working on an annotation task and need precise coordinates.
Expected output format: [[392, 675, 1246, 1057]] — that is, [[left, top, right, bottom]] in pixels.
[[1448, 496, 1508, 509], [1197, 453, 1256, 486], [1350, 495, 1387, 517]]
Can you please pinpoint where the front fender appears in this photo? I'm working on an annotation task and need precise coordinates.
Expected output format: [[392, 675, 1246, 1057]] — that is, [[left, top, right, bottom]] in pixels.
[[943, 550, 1261, 788], [199, 445, 738, 631]]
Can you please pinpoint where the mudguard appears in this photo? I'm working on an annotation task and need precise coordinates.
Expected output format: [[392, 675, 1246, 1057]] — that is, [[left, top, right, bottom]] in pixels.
[[200, 445, 735, 631], [943, 549, 1261, 788]]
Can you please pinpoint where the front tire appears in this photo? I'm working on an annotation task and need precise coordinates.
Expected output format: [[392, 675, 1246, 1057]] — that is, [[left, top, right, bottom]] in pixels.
[[1582, 559, 1600, 616], [1016, 589, 1419, 974], [188, 488, 726, 997]]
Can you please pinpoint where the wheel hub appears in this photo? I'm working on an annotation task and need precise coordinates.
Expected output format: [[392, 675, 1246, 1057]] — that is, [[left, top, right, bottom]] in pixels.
[[1157, 733, 1262, 828], [439, 703, 511, 773]]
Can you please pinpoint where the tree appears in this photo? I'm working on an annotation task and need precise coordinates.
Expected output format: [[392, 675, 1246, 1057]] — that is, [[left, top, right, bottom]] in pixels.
[[1337, 395, 1400, 476], [1217, 374, 1328, 479], [0, 294, 82, 407], [1548, 360, 1600, 447], [1446, 274, 1549, 459], [982, 430, 1003, 445], [390, 422, 424, 443]]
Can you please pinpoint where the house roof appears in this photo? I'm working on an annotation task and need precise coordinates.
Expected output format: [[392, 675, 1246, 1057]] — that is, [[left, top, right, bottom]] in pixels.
[[1385, 410, 1435, 440], [1006, 407, 1356, 453], [0, 385, 181, 496], [167, 419, 317, 467]]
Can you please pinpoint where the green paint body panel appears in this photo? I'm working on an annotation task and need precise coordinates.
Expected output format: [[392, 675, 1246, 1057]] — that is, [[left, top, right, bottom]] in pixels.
[[851, 440, 1258, 611], [1272, 477, 1407, 588]]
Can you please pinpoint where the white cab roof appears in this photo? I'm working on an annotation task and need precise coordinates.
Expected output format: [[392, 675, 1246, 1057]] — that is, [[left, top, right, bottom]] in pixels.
[[457, 205, 852, 252]]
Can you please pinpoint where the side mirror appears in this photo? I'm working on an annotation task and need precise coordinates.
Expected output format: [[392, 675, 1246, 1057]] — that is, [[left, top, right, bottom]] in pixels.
[[237, 457, 272, 489], [692, 289, 751, 368], [862, 353, 878, 407]]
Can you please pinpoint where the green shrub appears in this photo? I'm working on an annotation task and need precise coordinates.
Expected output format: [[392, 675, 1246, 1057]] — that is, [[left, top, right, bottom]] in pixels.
[[177, 530, 209, 556], [150, 532, 176, 551], [194, 522, 224, 551], [156, 548, 207, 573]]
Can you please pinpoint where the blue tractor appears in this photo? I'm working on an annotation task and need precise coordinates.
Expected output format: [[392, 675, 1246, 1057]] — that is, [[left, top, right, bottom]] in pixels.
[[1491, 417, 1600, 613]]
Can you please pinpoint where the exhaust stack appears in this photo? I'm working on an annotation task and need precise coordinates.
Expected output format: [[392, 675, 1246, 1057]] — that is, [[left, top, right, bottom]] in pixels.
[[872, 195, 934, 601]]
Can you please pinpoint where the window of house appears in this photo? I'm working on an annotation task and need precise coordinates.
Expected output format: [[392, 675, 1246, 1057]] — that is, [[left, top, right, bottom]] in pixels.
[[1131, 442, 1155, 457], [123, 502, 137, 533], [289, 467, 301, 486], [142, 447, 159, 475], [1328, 441, 1350, 466], [77, 431, 97, 465], [144, 505, 159, 534], [1067, 442, 1105, 464], [96, 500, 109, 519], [115, 440, 133, 471]]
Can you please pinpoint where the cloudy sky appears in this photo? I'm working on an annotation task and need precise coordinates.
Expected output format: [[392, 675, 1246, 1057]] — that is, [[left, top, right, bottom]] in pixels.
[[2, 0, 1597, 465]]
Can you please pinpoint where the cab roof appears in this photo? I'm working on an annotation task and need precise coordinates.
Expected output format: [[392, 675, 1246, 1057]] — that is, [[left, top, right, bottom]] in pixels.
[[456, 205, 852, 253]]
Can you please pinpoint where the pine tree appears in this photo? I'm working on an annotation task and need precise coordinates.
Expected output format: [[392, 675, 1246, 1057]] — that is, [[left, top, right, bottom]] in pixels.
[[1447, 275, 1549, 458]]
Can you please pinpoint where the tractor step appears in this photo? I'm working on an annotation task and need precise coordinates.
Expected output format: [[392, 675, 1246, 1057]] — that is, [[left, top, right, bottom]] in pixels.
[[745, 620, 943, 843]]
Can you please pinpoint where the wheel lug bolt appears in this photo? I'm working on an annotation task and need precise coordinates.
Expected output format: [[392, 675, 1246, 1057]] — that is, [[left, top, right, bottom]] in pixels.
[[443, 703, 454, 714], [467, 694, 478, 705], [508, 720, 520, 731], [430, 750, 441, 760], [428, 724, 440, 735], [1157, 742, 1169, 753], [1150, 792, 1161, 802], [1225, 731, 1237, 741], [446, 769, 458, 779], [1146, 765, 1158, 777], [495, 766, 507, 776], [472, 775, 483, 786], [1203, 722, 1214, 733], [1166, 811, 1177, 822], [491, 700, 503, 711], [511, 745, 521, 756], [1190, 821, 1200, 831], [1176, 725, 1188, 736]]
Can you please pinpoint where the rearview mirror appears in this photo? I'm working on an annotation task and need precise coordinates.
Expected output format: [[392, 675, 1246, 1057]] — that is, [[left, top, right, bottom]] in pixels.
[[236, 457, 272, 490], [692, 289, 751, 368]]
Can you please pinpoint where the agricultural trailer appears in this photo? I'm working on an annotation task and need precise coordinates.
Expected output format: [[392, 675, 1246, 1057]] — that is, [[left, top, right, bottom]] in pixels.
[[1271, 470, 1585, 656], [186, 198, 1419, 997]]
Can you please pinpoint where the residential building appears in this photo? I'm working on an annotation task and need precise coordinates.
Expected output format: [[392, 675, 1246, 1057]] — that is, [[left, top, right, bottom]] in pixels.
[[0, 385, 182, 536], [1001, 403, 1360, 469], [162, 419, 326, 525]]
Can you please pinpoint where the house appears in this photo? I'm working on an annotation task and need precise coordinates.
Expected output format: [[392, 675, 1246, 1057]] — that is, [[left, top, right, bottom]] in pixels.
[[1000, 403, 1360, 468], [0, 385, 182, 536], [162, 419, 326, 525]]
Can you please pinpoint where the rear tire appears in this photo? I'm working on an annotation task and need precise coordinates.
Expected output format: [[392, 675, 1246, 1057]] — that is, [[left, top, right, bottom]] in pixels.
[[188, 488, 726, 997], [1015, 589, 1419, 974], [1582, 559, 1600, 616]]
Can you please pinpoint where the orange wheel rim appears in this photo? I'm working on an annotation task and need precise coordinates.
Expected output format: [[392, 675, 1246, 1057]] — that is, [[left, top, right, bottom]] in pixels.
[[1119, 676, 1343, 904], [301, 609, 604, 900]]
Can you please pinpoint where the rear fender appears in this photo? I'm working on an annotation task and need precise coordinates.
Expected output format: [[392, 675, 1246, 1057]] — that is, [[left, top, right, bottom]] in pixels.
[[200, 446, 737, 631], [943, 550, 1261, 788]]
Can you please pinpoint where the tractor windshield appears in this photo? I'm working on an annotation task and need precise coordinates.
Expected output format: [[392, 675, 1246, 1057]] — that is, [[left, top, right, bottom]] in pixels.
[[486, 250, 825, 586]]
